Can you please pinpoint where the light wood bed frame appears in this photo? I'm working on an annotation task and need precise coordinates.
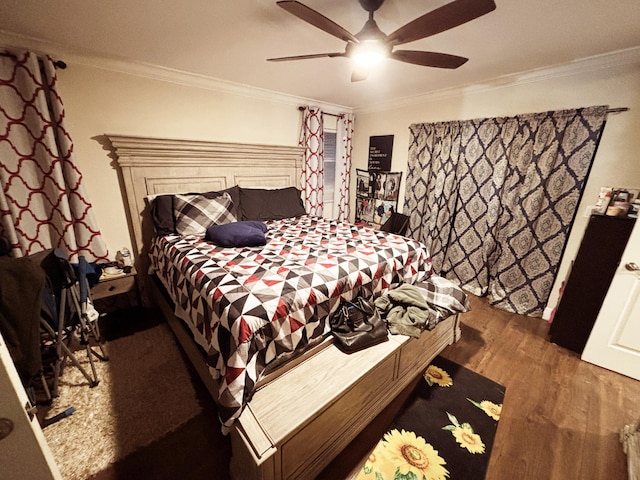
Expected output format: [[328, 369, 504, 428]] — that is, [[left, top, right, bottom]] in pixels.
[[108, 134, 461, 480]]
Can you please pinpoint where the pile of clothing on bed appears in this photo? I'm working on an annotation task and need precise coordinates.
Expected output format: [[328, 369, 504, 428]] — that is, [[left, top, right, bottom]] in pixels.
[[375, 277, 469, 338]]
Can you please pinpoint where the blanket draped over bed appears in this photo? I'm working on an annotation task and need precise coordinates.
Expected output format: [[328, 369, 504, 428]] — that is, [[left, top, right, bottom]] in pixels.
[[149, 215, 443, 431]]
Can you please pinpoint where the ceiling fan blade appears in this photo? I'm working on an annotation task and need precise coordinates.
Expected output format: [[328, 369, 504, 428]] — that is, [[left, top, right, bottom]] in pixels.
[[390, 50, 468, 68], [387, 0, 496, 45], [267, 52, 346, 62], [277, 1, 358, 43]]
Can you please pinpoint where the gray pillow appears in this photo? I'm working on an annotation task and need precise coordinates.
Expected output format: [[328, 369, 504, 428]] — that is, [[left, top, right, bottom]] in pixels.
[[239, 187, 307, 221], [150, 194, 175, 235]]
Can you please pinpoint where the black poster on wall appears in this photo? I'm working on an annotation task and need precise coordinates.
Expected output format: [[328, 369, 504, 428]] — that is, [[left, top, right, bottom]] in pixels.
[[367, 135, 394, 171]]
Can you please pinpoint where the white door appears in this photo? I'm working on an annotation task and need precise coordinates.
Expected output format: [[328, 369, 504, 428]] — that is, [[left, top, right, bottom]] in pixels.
[[582, 218, 640, 381], [0, 332, 61, 480]]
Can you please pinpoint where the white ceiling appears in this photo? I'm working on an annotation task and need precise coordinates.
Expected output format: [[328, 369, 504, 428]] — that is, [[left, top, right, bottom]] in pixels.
[[1, 0, 639, 109]]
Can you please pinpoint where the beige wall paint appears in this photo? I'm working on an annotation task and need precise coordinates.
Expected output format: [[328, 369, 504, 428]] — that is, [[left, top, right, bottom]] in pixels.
[[351, 61, 640, 315], [52, 57, 639, 316], [55, 64, 304, 256]]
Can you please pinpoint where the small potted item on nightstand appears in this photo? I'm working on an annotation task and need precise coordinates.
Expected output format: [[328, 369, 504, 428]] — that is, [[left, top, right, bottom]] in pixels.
[[92, 249, 140, 309], [115, 247, 132, 273]]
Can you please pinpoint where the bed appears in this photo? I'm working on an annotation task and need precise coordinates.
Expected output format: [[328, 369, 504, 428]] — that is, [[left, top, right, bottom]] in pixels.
[[108, 134, 468, 480]]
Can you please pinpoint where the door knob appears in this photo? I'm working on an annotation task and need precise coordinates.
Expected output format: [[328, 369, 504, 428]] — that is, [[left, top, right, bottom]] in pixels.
[[625, 262, 640, 271]]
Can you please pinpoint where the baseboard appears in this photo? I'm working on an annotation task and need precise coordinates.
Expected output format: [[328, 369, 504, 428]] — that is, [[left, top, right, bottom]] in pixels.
[[542, 307, 555, 322]]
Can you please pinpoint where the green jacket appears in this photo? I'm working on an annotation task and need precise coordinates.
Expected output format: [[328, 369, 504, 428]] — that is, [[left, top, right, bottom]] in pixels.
[[374, 283, 437, 338]]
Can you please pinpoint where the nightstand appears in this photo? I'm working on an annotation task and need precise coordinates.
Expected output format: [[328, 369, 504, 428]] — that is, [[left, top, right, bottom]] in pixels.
[[91, 267, 140, 311]]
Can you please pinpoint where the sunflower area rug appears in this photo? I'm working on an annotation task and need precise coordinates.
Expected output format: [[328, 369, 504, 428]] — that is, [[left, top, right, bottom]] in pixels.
[[356, 356, 505, 480]]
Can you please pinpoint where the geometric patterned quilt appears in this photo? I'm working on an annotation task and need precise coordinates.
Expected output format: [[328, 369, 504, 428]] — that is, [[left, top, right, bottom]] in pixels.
[[149, 215, 433, 432]]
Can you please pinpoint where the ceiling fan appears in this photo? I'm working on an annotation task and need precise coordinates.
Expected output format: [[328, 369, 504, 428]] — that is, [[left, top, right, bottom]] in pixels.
[[268, 0, 497, 81]]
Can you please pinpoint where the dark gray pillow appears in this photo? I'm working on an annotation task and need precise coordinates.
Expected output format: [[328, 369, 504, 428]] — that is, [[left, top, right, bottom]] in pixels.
[[220, 185, 241, 219], [239, 187, 307, 221], [150, 194, 175, 235]]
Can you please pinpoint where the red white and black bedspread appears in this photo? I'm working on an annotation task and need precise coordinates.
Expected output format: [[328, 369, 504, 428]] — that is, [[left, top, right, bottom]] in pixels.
[[149, 215, 434, 431]]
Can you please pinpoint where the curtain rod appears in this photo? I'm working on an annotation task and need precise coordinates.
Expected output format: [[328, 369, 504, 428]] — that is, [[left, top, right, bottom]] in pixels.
[[299, 105, 628, 116], [1, 52, 67, 69], [297, 106, 344, 118]]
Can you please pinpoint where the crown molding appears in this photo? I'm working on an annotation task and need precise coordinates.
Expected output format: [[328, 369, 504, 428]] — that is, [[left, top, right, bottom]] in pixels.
[[0, 30, 350, 115], [354, 46, 640, 114], [2, 29, 637, 117]]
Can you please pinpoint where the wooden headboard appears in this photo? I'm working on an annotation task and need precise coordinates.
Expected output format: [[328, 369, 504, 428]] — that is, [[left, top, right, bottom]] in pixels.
[[107, 134, 304, 302]]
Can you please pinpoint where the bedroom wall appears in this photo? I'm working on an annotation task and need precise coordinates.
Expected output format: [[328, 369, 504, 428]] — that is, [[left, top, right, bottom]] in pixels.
[[5, 39, 638, 318], [52, 63, 332, 259], [350, 51, 640, 316]]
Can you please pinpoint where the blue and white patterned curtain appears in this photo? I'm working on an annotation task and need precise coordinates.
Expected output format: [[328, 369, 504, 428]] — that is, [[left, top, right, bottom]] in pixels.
[[404, 106, 609, 317]]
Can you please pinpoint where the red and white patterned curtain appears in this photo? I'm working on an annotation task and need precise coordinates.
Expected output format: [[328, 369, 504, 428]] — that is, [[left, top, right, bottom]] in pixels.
[[298, 106, 324, 216], [333, 113, 355, 222], [0, 49, 108, 262]]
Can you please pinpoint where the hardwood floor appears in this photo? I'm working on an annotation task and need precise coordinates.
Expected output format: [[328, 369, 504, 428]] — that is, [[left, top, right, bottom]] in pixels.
[[91, 295, 639, 479], [443, 294, 640, 480]]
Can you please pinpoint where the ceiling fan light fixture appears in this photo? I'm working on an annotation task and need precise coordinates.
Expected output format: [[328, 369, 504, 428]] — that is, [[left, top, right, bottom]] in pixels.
[[271, 0, 497, 77], [351, 40, 388, 66]]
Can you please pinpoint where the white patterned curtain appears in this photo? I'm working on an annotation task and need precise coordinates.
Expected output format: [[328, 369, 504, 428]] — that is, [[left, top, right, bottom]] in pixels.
[[298, 106, 324, 216], [404, 106, 609, 317], [0, 49, 108, 262], [333, 113, 355, 221]]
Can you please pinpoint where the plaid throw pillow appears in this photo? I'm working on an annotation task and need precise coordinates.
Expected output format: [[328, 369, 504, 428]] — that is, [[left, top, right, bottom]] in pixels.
[[174, 192, 236, 235]]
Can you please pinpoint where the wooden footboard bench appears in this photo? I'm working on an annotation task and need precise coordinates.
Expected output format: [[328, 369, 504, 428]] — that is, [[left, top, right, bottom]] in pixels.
[[151, 275, 460, 480], [230, 315, 460, 480]]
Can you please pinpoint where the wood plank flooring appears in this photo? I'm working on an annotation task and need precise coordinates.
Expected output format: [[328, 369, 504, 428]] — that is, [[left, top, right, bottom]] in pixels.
[[443, 294, 640, 480], [92, 295, 640, 479]]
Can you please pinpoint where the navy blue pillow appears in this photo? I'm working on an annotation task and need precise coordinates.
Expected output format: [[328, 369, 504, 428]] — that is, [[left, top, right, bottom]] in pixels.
[[205, 221, 268, 247]]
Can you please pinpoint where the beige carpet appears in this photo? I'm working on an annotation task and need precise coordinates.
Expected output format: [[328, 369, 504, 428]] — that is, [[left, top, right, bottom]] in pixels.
[[43, 323, 202, 480]]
